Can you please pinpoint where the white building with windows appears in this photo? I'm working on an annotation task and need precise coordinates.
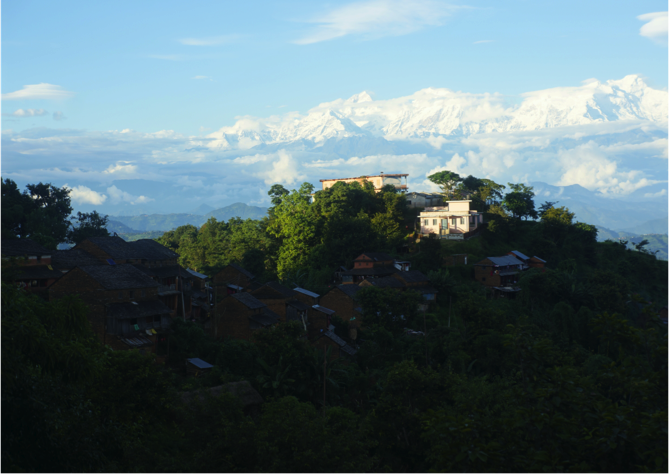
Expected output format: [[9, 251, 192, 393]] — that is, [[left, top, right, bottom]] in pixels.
[[418, 200, 483, 240]]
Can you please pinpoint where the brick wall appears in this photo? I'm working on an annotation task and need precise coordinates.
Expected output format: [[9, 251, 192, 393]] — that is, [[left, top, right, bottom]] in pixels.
[[214, 266, 252, 289], [474, 265, 500, 287], [320, 288, 359, 324], [213, 296, 257, 340]]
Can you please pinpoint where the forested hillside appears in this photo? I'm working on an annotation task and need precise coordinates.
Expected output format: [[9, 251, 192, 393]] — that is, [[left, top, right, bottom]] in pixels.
[[3, 176, 667, 472]]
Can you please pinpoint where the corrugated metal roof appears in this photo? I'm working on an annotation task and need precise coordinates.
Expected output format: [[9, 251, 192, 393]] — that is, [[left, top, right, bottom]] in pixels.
[[294, 287, 320, 298], [487, 255, 524, 267], [532, 256, 546, 263], [312, 304, 335, 315], [186, 268, 209, 280]]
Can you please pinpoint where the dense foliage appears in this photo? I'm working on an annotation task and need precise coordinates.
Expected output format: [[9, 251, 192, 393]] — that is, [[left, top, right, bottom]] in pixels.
[[3, 177, 667, 472]]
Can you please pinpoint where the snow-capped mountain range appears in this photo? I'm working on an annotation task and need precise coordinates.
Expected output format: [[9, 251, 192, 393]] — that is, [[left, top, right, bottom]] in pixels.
[[205, 75, 667, 149]]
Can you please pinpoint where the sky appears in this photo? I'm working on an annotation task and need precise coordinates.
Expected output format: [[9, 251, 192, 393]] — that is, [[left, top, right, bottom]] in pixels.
[[2, 0, 668, 217]]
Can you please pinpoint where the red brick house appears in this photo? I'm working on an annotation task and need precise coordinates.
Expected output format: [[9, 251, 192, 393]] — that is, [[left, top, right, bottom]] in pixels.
[[213, 263, 256, 294], [251, 281, 298, 321], [341, 252, 398, 284], [48, 263, 172, 351], [73, 236, 179, 267], [319, 284, 363, 336], [213, 292, 280, 340]]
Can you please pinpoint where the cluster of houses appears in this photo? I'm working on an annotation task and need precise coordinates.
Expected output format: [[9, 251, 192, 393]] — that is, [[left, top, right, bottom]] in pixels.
[[1, 237, 439, 360]]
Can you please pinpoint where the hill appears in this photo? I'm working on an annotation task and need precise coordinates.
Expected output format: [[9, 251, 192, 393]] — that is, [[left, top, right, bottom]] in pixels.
[[109, 202, 268, 231]]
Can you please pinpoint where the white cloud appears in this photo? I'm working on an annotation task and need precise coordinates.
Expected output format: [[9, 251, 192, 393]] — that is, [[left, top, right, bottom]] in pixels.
[[66, 185, 108, 205], [644, 189, 667, 198], [638, 11, 668, 46], [294, 0, 460, 44], [106, 185, 154, 205], [2, 83, 74, 100], [103, 162, 138, 176], [254, 151, 306, 185], [233, 154, 270, 165], [3, 108, 48, 117], [179, 35, 239, 46], [193, 75, 213, 80], [52, 111, 66, 121]]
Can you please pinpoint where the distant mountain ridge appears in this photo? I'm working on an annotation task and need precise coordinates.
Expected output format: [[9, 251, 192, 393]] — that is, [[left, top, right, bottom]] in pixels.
[[108, 202, 268, 232]]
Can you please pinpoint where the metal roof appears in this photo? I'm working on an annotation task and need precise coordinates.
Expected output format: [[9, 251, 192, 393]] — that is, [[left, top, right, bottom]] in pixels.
[[485, 255, 524, 267], [231, 292, 266, 310], [312, 304, 335, 315], [509, 250, 530, 261], [294, 287, 320, 298], [186, 268, 209, 280], [187, 358, 214, 369], [532, 256, 546, 263]]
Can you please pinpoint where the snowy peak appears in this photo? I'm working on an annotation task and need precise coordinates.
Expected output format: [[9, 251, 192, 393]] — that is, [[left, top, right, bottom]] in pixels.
[[205, 76, 667, 150]]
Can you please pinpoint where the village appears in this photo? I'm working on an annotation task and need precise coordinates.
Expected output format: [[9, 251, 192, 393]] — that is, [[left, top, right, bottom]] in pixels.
[[2, 173, 546, 367]]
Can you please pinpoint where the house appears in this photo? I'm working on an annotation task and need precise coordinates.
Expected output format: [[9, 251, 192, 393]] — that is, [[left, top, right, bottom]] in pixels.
[[213, 292, 279, 340], [506, 251, 547, 270], [405, 192, 444, 209], [186, 268, 212, 320], [359, 275, 405, 289], [341, 252, 399, 284], [251, 281, 298, 321], [48, 263, 172, 351], [72, 236, 180, 267], [474, 256, 524, 299], [213, 263, 256, 293], [418, 200, 484, 240], [133, 264, 194, 319], [1, 239, 63, 298], [320, 173, 408, 193], [528, 256, 546, 269], [186, 358, 213, 377], [319, 285, 363, 339], [392, 270, 438, 307], [51, 249, 103, 273]]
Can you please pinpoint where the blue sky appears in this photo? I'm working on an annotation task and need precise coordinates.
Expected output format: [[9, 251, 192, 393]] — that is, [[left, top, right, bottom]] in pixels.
[[1, 0, 667, 218], [3, 0, 667, 134]]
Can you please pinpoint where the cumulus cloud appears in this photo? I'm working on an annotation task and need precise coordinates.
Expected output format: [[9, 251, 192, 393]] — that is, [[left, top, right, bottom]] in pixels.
[[103, 162, 138, 176], [106, 185, 154, 205], [52, 111, 66, 121], [3, 109, 48, 117], [254, 151, 306, 185], [2, 83, 74, 100], [179, 35, 240, 46], [638, 11, 668, 46], [294, 0, 461, 44], [66, 185, 108, 205]]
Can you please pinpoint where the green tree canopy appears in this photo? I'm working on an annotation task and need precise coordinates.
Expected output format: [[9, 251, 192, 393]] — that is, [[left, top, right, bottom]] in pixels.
[[427, 170, 461, 199]]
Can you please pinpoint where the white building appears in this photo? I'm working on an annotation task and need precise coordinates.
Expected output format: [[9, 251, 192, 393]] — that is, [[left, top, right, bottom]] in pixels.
[[418, 200, 483, 240]]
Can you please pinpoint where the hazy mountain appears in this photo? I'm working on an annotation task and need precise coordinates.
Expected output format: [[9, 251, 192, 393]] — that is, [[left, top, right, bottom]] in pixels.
[[110, 203, 268, 231], [188, 203, 215, 215], [204, 203, 268, 221], [530, 182, 668, 231], [620, 217, 668, 235]]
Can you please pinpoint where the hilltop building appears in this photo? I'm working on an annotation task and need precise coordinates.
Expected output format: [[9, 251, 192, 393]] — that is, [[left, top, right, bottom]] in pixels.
[[320, 173, 408, 193], [418, 200, 484, 240]]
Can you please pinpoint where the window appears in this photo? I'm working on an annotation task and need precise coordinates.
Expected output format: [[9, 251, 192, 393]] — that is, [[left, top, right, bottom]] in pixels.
[[407, 200, 411, 204], [118, 291, 123, 299], [423, 219, 428, 226], [129, 290, 134, 299], [460, 217, 465, 224], [432, 219, 437, 225]]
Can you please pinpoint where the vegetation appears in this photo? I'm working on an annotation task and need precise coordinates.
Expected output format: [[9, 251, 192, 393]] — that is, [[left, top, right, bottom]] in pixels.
[[3, 176, 667, 472]]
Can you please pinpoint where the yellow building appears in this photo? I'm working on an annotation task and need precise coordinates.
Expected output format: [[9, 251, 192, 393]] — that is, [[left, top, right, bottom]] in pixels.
[[319, 173, 408, 192]]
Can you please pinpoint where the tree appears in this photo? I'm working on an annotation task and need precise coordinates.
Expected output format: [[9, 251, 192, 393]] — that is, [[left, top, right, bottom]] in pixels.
[[428, 171, 461, 199], [503, 183, 537, 220], [538, 200, 559, 218], [357, 287, 422, 334], [541, 205, 574, 226], [67, 211, 110, 244], [267, 184, 289, 207]]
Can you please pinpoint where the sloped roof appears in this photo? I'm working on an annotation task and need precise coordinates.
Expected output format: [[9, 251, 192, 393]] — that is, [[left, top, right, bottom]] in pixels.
[[287, 299, 311, 311], [151, 265, 192, 279], [356, 252, 395, 262], [187, 358, 214, 369], [229, 263, 255, 280], [368, 276, 405, 288], [51, 249, 102, 269], [129, 239, 179, 260], [253, 281, 297, 300], [396, 270, 429, 283], [509, 250, 530, 261], [249, 308, 280, 327], [232, 292, 266, 310], [294, 287, 320, 298], [106, 299, 172, 319], [337, 284, 361, 298], [186, 268, 209, 280], [1, 238, 52, 257], [312, 304, 335, 315], [79, 264, 160, 290], [531, 256, 546, 263], [474, 255, 523, 267], [341, 266, 398, 276], [85, 236, 140, 259]]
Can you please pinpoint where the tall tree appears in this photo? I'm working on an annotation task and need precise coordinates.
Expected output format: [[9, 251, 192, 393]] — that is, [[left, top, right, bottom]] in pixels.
[[67, 211, 110, 244], [503, 183, 537, 220], [428, 171, 461, 199]]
